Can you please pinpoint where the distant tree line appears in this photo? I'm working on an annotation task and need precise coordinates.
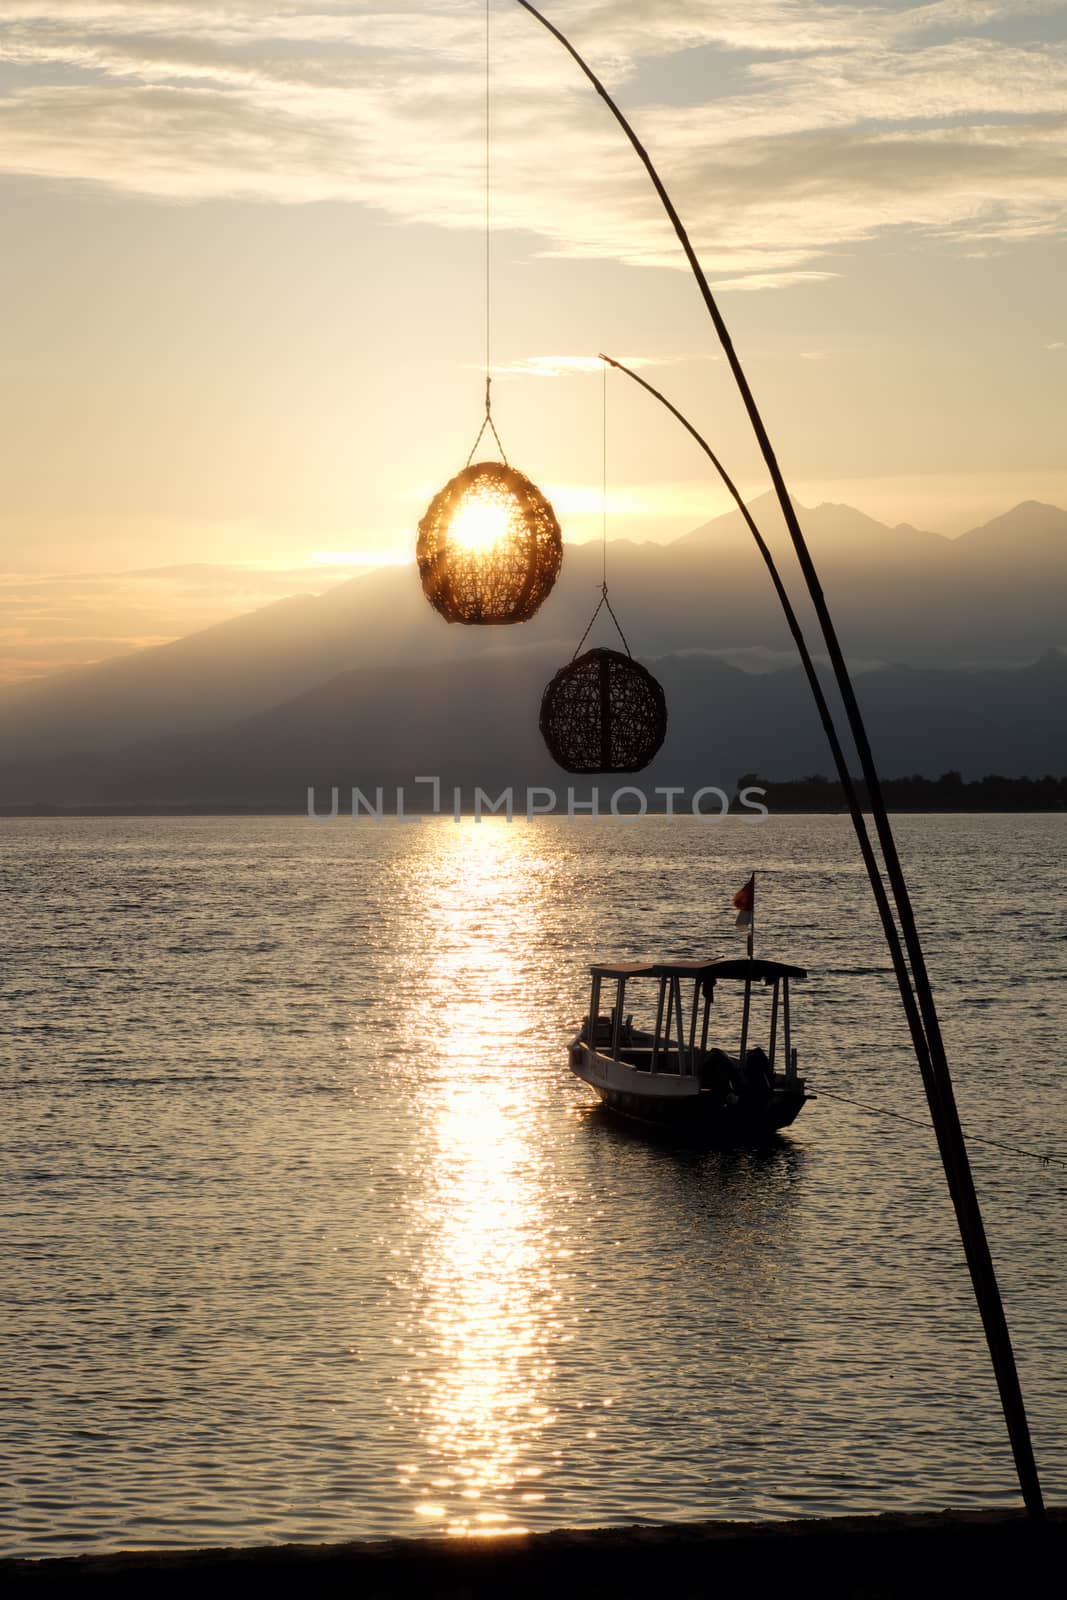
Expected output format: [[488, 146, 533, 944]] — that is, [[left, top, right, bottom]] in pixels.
[[733, 772, 1067, 812]]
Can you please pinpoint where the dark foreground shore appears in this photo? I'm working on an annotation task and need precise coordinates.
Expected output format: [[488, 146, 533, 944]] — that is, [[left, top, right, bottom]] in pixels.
[[3, 1509, 1064, 1598]]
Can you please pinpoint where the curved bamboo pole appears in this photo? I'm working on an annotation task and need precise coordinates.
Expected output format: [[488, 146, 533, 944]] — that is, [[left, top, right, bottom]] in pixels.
[[516, 0, 1044, 1518], [598, 353, 935, 1079]]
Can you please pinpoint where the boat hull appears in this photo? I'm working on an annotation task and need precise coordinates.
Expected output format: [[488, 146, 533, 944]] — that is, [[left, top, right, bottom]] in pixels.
[[570, 1042, 810, 1144]]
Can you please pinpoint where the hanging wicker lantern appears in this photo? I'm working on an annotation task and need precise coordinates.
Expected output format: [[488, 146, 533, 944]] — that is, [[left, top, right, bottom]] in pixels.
[[416, 460, 562, 625], [540, 646, 667, 774]]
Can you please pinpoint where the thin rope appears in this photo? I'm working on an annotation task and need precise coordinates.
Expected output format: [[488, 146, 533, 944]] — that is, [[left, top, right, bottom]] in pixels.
[[572, 591, 605, 658], [465, 379, 508, 466], [602, 587, 630, 653], [572, 582, 632, 659], [602, 360, 608, 587], [484, 0, 491, 391], [571, 361, 630, 658], [465, 1, 506, 469], [816, 1088, 1066, 1170]]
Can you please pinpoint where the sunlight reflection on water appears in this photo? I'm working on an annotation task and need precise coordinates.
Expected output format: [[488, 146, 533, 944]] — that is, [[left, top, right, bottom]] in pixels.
[[399, 823, 557, 1535]]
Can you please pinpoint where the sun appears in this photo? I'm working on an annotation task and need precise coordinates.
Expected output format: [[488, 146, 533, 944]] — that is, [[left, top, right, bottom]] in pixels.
[[447, 488, 513, 555], [416, 459, 562, 624]]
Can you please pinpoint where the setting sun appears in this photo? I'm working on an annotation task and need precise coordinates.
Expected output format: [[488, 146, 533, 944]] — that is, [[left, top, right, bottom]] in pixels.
[[416, 461, 562, 625], [447, 492, 513, 555]]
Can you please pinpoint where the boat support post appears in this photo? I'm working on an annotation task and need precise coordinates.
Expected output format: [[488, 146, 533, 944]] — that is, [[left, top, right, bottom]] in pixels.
[[652, 976, 667, 1076], [672, 977, 687, 1075], [769, 980, 780, 1072], [612, 977, 625, 1061], [783, 980, 794, 1083], [738, 970, 752, 1064]]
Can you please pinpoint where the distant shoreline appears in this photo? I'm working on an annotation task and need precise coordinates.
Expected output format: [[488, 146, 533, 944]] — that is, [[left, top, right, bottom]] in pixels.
[[2, 773, 1064, 819], [739, 772, 1066, 813], [2, 1508, 1063, 1596], [4, 790, 1062, 825], [1, 804, 1064, 820]]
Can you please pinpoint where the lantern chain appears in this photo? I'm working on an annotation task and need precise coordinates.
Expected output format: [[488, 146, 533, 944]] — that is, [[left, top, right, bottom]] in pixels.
[[465, 375, 509, 467], [571, 358, 631, 659], [485, 0, 490, 393], [464, 0, 509, 469], [572, 582, 632, 660], [602, 359, 607, 587]]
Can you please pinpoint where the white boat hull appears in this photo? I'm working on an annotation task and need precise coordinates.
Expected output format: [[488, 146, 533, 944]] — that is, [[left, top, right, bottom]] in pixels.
[[570, 1041, 810, 1141]]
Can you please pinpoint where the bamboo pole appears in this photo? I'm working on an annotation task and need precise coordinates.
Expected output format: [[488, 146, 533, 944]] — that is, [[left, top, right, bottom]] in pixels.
[[515, 0, 1044, 1518], [599, 353, 926, 1044]]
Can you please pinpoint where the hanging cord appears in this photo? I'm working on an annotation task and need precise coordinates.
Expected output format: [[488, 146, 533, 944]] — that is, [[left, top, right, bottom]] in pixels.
[[465, 1, 508, 469], [602, 360, 608, 587], [572, 583, 632, 659], [572, 362, 630, 658], [485, 0, 490, 392], [816, 1088, 1067, 1170], [465, 377, 509, 466]]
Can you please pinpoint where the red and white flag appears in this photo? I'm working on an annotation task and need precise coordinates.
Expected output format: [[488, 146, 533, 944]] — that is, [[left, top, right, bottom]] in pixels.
[[732, 874, 755, 930]]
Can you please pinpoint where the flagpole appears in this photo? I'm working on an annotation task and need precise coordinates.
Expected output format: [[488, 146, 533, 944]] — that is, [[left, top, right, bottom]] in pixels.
[[748, 871, 755, 962]]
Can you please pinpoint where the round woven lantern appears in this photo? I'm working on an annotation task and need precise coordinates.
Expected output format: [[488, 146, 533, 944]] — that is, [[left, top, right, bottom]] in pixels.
[[540, 647, 667, 774], [416, 460, 562, 625]]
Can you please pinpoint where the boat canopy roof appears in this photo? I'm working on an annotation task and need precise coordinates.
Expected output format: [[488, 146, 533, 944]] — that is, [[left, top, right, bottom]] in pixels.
[[700, 957, 807, 983], [589, 960, 657, 979], [590, 957, 806, 982]]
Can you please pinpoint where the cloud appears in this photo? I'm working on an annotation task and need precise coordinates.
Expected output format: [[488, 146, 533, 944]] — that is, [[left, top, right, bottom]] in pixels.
[[0, 2, 1064, 282]]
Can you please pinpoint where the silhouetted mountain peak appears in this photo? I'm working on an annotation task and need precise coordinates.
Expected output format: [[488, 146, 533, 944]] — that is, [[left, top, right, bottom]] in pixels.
[[953, 500, 1067, 556], [675, 495, 947, 559], [3, 494, 1065, 775]]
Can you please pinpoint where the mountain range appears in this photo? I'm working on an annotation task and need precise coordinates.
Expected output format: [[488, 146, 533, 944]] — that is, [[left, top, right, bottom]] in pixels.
[[1, 497, 1064, 806]]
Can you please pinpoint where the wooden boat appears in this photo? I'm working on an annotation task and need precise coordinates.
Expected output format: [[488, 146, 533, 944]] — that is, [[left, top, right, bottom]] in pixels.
[[569, 957, 813, 1141]]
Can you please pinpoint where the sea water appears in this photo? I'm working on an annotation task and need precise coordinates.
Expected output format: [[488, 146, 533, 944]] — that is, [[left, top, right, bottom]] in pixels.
[[1, 813, 1064, 1555]]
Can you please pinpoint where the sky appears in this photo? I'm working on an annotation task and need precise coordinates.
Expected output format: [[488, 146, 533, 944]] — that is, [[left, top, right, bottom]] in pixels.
[[0, 0, 1065, 680]]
